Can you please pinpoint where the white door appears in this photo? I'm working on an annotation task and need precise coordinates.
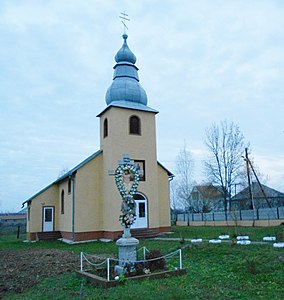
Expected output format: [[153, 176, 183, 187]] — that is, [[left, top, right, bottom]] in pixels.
[[43, 207, 54, 232], [132, 194, 148, 229]]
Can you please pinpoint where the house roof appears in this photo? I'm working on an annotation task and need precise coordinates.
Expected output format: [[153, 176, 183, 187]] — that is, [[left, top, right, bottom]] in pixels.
[[191, 184, 223, 199], [157, 161, 174, 178], [55, 150, 103, 183], [96, 101, 158, 117], [22, 150, 103, 206], [18, 207, 27, 214], [0, 213, 26, 220], [233, 182, 284, 200], [22, 150, 173, 207]]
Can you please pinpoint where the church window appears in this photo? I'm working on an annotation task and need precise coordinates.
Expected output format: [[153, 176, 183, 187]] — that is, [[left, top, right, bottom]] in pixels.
[[61, 190, 65, 214], [138, 202, 146, 218], [103, 118, 108, 138], [68, 178, 71, 194], [129, 115, 141, 135]]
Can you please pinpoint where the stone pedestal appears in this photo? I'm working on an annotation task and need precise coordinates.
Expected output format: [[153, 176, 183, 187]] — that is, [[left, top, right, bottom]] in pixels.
[[115, 228, 139, 275]]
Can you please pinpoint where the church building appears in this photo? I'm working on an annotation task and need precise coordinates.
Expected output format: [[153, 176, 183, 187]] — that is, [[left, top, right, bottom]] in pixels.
[[22, 33, 173, 242]]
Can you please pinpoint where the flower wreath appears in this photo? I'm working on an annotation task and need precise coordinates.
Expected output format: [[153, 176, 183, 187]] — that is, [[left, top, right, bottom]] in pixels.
[[115, 164, 140, 227], [119, 213, 136, 228]]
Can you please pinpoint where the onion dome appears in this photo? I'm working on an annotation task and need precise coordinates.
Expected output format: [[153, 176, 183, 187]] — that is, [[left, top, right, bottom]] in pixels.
[[105, 34, 148, 106], [115, 34, 136, 64]]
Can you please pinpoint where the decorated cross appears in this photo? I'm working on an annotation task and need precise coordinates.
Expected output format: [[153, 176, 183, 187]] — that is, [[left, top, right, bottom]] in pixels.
[[115, 154, 140, 228]]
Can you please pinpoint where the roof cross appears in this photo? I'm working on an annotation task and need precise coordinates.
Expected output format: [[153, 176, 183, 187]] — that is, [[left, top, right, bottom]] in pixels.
[[119, 11, 130, 34]]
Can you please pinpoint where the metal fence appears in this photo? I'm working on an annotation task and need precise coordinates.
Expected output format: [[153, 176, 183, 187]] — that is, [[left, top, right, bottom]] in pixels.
[[173, 206, 284, 223]]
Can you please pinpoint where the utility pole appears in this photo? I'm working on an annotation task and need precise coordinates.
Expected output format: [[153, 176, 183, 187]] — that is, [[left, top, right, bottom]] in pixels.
[[245, 148, 253, 209], [244, 148, 256, 225], [244, 148, 272, 208]]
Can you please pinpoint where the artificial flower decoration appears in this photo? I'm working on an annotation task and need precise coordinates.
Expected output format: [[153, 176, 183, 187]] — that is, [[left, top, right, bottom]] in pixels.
[[115, 164, 140, 228]]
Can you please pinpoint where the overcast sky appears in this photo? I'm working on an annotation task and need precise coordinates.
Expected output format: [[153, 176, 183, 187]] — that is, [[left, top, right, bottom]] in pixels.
[[1, 0, 284, 212]]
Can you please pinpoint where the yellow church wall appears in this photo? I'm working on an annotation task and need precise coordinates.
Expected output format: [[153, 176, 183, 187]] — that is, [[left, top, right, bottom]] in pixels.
[[100, 159, 123, 233], [24, 34, 174, 241], [74, 152, 103, 233], [27, 184, 59, 234], [57, 179, 72, 233], [99, 107, 160, 232], [157, 164, 171, 228], [25, 104, 171, 241], [100, 107, 157, 162]]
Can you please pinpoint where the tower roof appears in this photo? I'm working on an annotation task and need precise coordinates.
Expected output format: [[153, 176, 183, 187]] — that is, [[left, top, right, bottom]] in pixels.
[[115, 33, 137, 64], [105, 34, 149, 108]]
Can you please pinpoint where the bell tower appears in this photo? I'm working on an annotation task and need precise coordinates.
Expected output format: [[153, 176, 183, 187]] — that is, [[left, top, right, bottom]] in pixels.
[[97, 34, 160, 238]]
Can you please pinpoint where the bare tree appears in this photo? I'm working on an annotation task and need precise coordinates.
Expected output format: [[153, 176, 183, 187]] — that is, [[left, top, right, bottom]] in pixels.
[[204, 120, 247, 213], [175, 144, 195, 212], [170, 180, 180, 211], [170, 180, 181, 224], [190, 184, 223, 213]]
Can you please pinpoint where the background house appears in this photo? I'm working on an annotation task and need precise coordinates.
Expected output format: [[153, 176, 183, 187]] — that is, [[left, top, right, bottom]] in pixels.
[[231, 182, 284, 210], [0, 212, 27, 231], [189, 184, 224, 213]]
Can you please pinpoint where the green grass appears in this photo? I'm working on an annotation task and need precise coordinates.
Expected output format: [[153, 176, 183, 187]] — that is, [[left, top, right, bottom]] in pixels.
[[162, 225, 284, 241], [1, 226, 284, 300]]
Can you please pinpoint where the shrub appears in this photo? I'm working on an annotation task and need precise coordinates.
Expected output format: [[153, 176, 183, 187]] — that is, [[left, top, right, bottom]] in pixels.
[[245, 258, 259, 275], [275, 230, 284, 242], [146, 249, 166, 271]]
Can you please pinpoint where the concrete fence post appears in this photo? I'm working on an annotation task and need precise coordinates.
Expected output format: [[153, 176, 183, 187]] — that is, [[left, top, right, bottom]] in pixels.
[[80, 252, 83, 272], [107, 258, 110, 281], [179, 249, 182, 269]]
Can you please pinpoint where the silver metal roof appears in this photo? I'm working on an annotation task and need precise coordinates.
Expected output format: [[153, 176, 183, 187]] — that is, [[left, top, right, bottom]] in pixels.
[[97, 100, 158, 117], [105, 34, 150, 109], [22, 150, 103, 206]]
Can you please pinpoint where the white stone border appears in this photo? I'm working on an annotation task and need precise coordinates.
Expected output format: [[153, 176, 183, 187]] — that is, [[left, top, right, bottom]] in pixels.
[[273, 242, 284, 248]]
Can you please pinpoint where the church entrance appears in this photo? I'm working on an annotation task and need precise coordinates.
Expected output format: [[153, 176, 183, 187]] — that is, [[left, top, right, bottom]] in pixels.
[[132, 193, 148, 229], [43, 207, 54, 232]]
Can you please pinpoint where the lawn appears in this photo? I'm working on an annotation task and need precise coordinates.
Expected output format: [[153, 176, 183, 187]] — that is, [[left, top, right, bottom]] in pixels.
[[161, 225, 284, 241], [1, 225, 283, 299]]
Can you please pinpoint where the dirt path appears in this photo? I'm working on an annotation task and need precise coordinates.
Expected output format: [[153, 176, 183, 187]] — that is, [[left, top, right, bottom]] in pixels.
[[0, 248, 79, 298]]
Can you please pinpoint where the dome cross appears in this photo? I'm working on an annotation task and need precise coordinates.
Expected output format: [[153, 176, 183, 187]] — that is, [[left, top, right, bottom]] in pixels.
[[119, 11, 130, 34]]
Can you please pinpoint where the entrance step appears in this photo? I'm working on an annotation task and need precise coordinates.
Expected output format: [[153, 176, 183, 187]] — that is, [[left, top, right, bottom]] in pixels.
[[37, 231, 62, 241], [130, 228, 160, 239]]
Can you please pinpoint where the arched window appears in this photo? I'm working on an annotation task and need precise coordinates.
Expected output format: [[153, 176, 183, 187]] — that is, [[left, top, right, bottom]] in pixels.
[[103, 118, 108, 138], [129, 115, 141, 135], [61, 190, 65, 214]]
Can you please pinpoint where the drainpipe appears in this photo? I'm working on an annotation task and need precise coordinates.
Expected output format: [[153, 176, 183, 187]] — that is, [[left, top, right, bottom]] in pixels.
[[71, 173, 76, 241], [169, 175, 175, 224]]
